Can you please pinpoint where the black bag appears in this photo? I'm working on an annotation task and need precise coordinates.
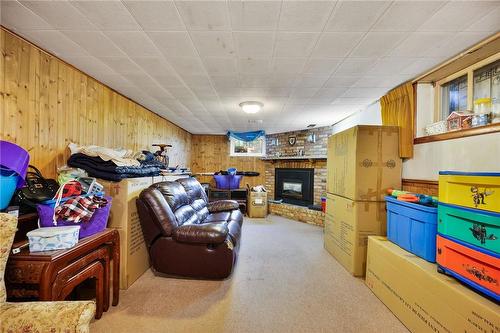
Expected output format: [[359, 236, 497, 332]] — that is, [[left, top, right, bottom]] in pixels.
[[17, 165, 59, 205]]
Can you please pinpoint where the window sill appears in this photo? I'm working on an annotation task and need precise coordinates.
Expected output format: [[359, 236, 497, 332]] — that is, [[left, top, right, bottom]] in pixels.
[[414, 123, 500, 144]]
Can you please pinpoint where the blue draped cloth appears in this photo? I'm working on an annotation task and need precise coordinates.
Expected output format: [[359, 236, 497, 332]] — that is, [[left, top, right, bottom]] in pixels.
[[227, 130, 265, 142]]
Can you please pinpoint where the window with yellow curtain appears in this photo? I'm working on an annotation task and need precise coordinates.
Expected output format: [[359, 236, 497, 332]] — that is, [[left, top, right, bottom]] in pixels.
[[380, 82, 415, 159]]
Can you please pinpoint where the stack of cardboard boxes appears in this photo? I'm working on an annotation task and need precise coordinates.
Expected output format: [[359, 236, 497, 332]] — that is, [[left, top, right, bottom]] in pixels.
[[324, 125, 401, 276]]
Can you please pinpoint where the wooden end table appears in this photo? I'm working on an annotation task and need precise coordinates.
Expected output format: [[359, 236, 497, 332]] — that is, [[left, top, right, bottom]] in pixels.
[[5, 229, 120, 319]]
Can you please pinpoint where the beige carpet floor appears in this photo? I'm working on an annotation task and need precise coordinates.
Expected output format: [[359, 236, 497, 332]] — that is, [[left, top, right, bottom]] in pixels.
[[91, 215, 408, 333]]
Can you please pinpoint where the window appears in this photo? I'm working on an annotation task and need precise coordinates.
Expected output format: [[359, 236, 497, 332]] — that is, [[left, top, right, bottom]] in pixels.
[[441, 74, 468, 119], [473, 59, 500, 117], [229, 136, 266, 157]]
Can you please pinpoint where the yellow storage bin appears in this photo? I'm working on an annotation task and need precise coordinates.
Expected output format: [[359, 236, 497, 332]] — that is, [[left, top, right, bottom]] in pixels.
[[439, 171, 500, 213]]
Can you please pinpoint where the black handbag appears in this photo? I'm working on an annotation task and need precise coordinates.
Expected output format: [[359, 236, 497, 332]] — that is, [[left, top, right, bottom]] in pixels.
[[17, 165, 60, 206]]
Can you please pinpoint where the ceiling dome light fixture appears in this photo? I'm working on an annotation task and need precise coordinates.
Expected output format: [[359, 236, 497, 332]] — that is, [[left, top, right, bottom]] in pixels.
[[239, 101, 263, 114]]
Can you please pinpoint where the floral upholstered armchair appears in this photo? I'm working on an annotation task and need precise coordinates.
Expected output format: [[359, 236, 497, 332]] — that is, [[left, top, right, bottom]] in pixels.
[[0, 213, 95, 333]]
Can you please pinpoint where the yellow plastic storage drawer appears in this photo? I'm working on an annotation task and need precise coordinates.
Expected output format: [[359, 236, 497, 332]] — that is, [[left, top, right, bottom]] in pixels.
[[439, 171, 500, 213]]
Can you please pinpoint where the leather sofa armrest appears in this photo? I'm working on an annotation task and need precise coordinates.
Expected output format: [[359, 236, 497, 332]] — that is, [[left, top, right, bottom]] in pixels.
[[172, 223, 228, 244], [208, 200, 239, 213]]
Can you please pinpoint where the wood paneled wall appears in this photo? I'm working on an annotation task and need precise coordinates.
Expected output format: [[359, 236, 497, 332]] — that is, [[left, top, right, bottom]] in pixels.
[[1, 28, 191, 178], [191, 135, 266, 188]]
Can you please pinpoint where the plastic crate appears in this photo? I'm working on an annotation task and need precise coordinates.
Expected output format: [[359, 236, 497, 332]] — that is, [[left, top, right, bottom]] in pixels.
[[386, 196, 438, 262]]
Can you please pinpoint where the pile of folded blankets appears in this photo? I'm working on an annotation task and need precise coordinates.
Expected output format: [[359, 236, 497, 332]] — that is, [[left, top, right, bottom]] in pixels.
[[67, 143, 166, 181]]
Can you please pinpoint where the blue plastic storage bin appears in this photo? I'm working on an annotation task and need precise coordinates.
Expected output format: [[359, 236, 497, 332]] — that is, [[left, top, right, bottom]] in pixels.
[[385, 196, 438, 262], [213, 175, 242, 190], [0, 167, 19, 210]]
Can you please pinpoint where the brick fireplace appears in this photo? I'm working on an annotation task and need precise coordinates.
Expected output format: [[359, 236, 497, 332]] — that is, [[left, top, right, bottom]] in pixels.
[[263, 126, 331, 226]]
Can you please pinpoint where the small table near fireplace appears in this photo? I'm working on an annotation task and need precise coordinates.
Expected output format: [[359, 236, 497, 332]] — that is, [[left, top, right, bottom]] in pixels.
[[208, 188, 248, 214]]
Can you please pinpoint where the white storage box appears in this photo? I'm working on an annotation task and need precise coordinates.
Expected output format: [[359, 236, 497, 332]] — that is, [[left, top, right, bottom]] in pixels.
[[27, 226, 80, 252]]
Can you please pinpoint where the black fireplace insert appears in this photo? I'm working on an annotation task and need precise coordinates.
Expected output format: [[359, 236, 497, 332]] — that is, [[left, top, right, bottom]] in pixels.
[[275, 168, 314, 206]]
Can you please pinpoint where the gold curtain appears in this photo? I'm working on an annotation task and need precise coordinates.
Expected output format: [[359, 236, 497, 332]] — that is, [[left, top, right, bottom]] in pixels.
[[380, 82, 415, 158]]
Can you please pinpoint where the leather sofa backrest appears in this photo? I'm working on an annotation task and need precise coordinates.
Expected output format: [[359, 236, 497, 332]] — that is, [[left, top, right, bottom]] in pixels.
[[177, 178, 209, 222]]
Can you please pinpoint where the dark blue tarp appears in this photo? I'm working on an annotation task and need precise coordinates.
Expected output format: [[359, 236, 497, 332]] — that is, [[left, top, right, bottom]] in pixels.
[[227, 130, 265, 142]]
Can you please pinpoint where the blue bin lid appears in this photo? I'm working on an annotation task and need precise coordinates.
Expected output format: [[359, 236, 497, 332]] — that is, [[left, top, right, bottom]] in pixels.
[[385, 196, 437, 212], [439, 171, 500, 177]]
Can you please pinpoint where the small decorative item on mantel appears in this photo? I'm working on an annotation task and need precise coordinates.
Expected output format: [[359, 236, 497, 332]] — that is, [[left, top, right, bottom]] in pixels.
[[288, 136, 296, 146], [446, 111, 472, 131]]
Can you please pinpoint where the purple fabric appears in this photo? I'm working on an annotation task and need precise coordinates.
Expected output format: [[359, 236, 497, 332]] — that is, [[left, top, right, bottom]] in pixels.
[[0, 140, 30, 188], [37, 196, 112, 239], [214, 175, 242, 190]]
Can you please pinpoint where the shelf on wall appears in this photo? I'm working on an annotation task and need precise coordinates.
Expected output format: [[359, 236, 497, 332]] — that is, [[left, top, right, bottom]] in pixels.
[[261, 155, 327, 163], [414, 123, 500, 144]]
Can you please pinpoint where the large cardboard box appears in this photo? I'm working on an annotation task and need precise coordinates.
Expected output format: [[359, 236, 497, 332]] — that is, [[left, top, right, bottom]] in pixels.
[[366, 237, 500, 333], [324, 193, 386, 276], [100, 175, 188, 289], [327, 125, 401, 201], [247, 191, 268, 218]]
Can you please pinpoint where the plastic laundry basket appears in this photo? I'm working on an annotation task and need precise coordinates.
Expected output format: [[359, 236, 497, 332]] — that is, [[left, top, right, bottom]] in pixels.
[[0, 168, 19, 210], [214, 175, 242, 190], [37, 196, 112, 239]]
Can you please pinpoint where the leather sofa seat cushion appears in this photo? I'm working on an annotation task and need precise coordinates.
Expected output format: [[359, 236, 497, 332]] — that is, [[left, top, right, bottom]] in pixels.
[[173, 222, 228, 244], [203, 212, 231, 223]]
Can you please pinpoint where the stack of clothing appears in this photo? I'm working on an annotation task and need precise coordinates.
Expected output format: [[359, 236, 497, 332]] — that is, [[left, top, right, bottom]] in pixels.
[[67, 144, 163, 181]]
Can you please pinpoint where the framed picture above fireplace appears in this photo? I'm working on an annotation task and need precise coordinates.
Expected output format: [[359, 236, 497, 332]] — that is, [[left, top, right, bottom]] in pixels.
[[275, 168, 314, 207]]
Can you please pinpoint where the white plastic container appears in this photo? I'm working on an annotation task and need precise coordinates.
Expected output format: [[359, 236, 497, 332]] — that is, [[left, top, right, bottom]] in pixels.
[[27, 226, 80, 252]]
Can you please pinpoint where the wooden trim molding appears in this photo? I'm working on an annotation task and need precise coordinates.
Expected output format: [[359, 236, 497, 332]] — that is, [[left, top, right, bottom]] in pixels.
[[414, 123, 500, 144]]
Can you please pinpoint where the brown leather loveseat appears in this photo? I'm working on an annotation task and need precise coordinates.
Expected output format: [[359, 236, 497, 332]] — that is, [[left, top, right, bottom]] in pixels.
[[136, 178, 243, 279]]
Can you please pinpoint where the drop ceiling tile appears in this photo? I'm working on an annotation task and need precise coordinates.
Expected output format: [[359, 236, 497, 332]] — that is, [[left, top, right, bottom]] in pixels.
[[238, 58, 272, 74], [312, 32, 364, 58], [240, 75, 270, 88], [98, 56, 143, 74], [20, 0, 97, 30], [290, 88, 320, 98], [217, 87, 242, 97], [266, 87, 292, 97], [229, 1, 281, 31], [63, 31, 125, 57], [324, 76, 361, 88], [294, 75, 329, 88], [426, 31, 493, 58], [148, 32, 198, 58], [303, 58, 342, 75], [123, 1, 184, 31], [342, 87, 387, 99], [400, 57, 445, 76], [335, 58, 378, 76], [167, 57, 206, 75], [233, 32, 275, 58], [1, 1, 52, 30], [180, 75, 213, 89], [190, 31, 235, 57], [274, 32, 319, 58], [279, 1, 335, 32], [367, 57, 417, 76], [390, 32, 454, 57], [122, 73, 159, 88], [325, 1, 390, 32], [152, 75, 185, 88], [352, 75, 408, 88], [271, 58, 307, 74], [268, 74, 298, 88], [351, 32, 408, 58], [332, 97, 374, 105], [373, 1, 445, 32], [132, 57, 176, 77], [465, 6, 500, 32], [202, 57, 238, 75], [309, 87, 349, 103], [211, 75, 241, 89], [98, 74, 134, 90], [175, 1, 230, 31], [16, 30, 90, 58], [71, 1, 140, 31], [64, 56, 115, 77], [419, 1, 498, 32], [105, 31, 160, 57]]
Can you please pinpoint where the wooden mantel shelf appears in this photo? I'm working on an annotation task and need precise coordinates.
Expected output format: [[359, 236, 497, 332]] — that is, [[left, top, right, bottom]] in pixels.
[[261, 155, 327, 163]]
